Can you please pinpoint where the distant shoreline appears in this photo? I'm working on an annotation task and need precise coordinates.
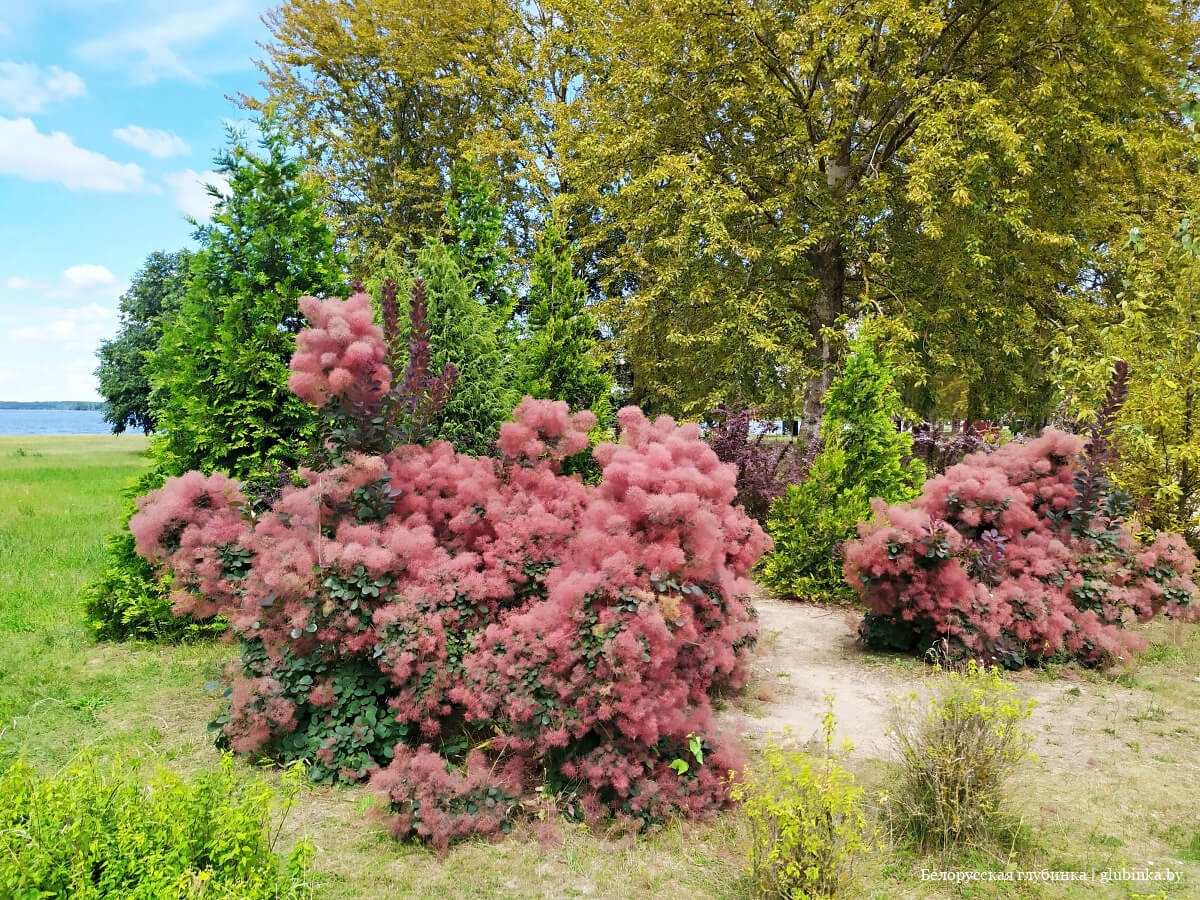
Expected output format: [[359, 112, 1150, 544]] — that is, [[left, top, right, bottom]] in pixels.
[[0, 402, 103, 410]]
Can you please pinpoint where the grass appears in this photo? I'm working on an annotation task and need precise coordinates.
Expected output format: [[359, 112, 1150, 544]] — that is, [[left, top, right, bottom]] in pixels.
[[0, 435, 224, 746], [1, 435, 1199, 897]]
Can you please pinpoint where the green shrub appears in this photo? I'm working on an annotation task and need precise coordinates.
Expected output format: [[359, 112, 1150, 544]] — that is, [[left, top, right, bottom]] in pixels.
[[366, 240, 518, 455], [760, 447, 869, 601], [732, 709, 869, 899], [83, 471, 225, 642], [888, 660, 1035, 851], [0, 753, 312, 899], [761, 333, 923, 599]]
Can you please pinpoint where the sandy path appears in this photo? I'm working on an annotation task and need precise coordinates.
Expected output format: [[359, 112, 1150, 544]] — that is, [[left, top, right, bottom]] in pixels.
[[722, 595, 912, 758], [723, 594, 1156, 771]]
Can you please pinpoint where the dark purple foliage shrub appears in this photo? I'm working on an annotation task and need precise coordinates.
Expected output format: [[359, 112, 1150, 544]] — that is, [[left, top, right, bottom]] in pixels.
[[706, 405, 814, 521], [1072, 360, 1130, 535], [908, 423, 995, 475], [130, 289, 771, 851]]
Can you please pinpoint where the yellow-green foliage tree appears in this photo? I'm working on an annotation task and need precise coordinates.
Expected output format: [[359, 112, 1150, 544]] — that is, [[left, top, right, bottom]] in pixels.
[[555, 0, 1198, 423], [1115, 215, 1200, 551], [1060, 217, 1200, 553], [249, 0, 558, 261], [251, 0, 1200, 428], [1055, 81, 1200, 553]]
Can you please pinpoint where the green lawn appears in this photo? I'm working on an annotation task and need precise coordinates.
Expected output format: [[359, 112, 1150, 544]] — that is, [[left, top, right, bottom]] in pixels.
[[1, 436, 1197, 898], [0, 435, 226, 765]]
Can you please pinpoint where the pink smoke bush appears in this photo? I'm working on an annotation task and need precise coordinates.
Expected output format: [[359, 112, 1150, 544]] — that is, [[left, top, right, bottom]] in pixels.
[[131, 330, 769, 847], [845, 429, 1197, 667], [289, 292, 389, 408]]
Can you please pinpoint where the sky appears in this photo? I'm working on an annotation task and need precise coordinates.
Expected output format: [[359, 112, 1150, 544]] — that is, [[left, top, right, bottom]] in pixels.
[[0, 0, 274, 401]]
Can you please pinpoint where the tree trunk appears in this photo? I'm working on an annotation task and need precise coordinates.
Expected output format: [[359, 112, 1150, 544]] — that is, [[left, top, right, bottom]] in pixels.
[[801, 236, 847, 437]]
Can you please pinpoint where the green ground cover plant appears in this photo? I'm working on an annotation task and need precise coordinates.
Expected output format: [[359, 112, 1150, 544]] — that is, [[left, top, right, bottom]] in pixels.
[[0, 753, 312, 899]]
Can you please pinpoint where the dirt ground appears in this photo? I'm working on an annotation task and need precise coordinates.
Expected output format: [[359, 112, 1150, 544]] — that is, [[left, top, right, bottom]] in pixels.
[[724, 594, 1194, 777]]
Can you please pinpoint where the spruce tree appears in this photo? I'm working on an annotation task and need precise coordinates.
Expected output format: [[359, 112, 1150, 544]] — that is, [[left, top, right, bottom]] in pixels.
[[444, 157, 513, 318]]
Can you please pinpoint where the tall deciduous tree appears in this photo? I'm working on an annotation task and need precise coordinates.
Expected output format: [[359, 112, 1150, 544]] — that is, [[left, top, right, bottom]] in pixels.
[[95, 249, 191, 434], [149, 125, 346, 481], [249, 0, 552, 262], [1053, 81, 1200, 551], [1113, 215, 1200, 552], [556, 0, 1198, 425]]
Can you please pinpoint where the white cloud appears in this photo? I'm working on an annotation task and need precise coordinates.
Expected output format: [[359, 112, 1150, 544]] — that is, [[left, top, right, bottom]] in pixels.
[[165, 168, 229, 221], [63, 264, 117, 289], [3, 265, 122, 298], [0, 354, 106, 402], [0, 116, 145, 191], [77, 2, 253, 84], [113, 124, 190, 158], [7, 303, 117, 351], [0, 61, 86, 113]]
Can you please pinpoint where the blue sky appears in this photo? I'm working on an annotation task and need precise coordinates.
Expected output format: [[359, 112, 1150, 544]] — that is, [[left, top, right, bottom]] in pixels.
[[0, 0, 274, 400]]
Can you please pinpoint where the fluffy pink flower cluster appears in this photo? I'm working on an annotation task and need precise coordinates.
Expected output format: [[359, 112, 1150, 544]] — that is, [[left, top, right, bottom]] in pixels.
[[845, 429, 1197, 666], [131, 393, 769, 846], [288, 293, 389, 408], [372, 746, 521, 853]]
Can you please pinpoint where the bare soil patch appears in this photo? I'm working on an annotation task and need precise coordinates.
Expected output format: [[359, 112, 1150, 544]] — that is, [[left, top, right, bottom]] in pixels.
[[725, 593, 1200, 779]]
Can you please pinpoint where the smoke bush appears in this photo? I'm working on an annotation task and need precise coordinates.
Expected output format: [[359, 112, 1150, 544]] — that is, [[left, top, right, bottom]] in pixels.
[[845, 429, 1197, 667], [705, 405, 812, 522], [909, 423, 995, 475], [131, 291, 769, 849]]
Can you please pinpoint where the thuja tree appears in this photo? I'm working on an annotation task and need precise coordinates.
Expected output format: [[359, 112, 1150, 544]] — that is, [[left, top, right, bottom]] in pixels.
[[846, 425, 1198, 668], [95, 249, 192, 435], [516, 218, 613, 426], [761, 334, 924, 599], [149, 124, 346, 482], [129, 285, 770, 850], [365, 240, 517, 455], [86, 124, 345, 644]]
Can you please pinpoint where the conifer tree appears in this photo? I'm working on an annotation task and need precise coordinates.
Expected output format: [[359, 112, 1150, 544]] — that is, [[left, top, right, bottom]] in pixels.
[[822, 336, 924, 503], [444, 157, 513, 318], [367, 240, 516, 455], [86, 123, 345, 642], [149, 124, 345, 482], [517, 218, 612, 424], [762, 332, 923, 599]]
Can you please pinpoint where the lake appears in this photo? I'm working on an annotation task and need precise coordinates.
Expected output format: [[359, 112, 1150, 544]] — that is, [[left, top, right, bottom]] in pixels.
[[0, 409, 115, 436]]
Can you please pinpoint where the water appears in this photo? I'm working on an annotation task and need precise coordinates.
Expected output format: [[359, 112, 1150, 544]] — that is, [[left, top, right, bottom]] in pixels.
[[0, 408, 114, 436]]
